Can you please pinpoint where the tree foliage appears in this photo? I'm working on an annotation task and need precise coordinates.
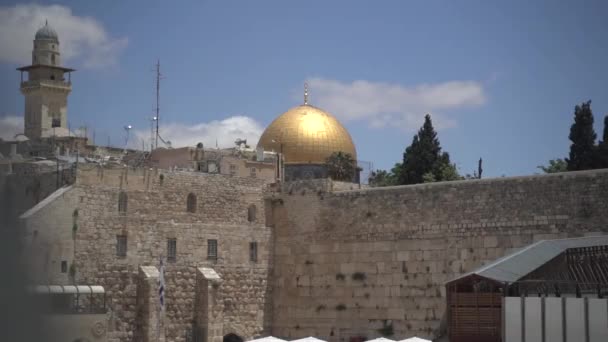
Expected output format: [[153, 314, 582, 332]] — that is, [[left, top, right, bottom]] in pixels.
[[369, 163, 402, 187], [537, 159, 568, 173], [567, 100, 597, 171], [596, 115, 608, 168], [325, 152, 358, 181], [398, 114, 460, 184]]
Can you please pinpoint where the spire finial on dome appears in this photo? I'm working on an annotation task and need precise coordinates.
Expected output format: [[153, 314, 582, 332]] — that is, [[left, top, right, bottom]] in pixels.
[[304, 82, 309, 105]]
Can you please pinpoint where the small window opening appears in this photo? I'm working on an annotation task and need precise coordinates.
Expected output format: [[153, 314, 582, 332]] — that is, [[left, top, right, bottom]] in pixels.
[[250, 242, 258, 262], [250, 167, 257, 178], [187, 193, 197, 213], [207, 239, 218, 260], [248, 204, 257, 222], [61, 261, 68, 273], [167, 238, 177, 262], [118, 191, 127, 214], [116, 235, 127, 257]]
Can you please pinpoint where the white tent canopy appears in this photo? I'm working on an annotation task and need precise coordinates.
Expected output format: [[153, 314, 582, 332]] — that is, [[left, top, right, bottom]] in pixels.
[[249, 337, 288, 342], [366, 338, 396, 342], [398, 337, 431, 342], [291, 338, 327, 342]]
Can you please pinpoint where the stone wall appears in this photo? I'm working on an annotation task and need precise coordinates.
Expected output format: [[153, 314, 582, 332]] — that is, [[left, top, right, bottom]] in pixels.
[[23, 166, 274, 342], [269, 169, 608, 341]]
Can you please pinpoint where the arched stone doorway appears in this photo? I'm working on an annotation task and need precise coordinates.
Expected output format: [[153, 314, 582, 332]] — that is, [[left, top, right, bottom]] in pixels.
[[224, 333, 244, 342]]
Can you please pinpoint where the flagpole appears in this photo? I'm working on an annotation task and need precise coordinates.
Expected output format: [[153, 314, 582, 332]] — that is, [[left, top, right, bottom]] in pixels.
[[158, 255, 165, 342]]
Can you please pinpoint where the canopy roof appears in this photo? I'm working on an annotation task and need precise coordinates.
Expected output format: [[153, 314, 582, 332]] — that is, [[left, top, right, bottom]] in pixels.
[[249, 337, 288, 342], [447, 235, 608, 285], [29, 285, 105, 294], [291, 337, 327, 342]]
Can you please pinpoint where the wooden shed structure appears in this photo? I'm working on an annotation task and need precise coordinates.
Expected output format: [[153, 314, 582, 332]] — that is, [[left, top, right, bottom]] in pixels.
[[445, 236, 608, 342]]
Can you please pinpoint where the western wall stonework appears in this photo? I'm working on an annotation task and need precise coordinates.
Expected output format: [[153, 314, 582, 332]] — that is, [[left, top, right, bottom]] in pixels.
[[22, 166, 274, 342], [268, 169, 608, 340]]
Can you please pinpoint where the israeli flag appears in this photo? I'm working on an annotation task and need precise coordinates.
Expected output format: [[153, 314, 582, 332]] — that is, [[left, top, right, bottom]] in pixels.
[[158, 256, 165, 311]]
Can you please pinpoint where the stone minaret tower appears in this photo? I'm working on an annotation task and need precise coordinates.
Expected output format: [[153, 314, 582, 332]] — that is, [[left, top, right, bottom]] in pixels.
[[17, 21, 75, 139]]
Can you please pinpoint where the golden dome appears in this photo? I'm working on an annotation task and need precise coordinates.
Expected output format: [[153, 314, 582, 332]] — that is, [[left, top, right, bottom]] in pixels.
[[257, 104, 357, 164]]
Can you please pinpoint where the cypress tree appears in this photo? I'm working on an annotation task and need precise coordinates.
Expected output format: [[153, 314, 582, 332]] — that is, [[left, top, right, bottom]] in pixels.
[[567, 100, 596, 171], [596, 115, 608, 168], [399, 114, 457, 184]]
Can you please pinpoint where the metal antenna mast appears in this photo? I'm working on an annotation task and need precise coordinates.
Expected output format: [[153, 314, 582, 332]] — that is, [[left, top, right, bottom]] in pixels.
[[155, 60, 161, 150]]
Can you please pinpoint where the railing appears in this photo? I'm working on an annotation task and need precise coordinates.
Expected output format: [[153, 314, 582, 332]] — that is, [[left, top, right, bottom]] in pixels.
[[21, 80, 71, 88], [507, 279, 608, 298]]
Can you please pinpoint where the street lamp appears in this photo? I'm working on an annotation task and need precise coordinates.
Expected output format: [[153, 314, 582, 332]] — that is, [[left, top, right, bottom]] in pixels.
[[124, 125, 132, 153], [149, 117, 158, 151]]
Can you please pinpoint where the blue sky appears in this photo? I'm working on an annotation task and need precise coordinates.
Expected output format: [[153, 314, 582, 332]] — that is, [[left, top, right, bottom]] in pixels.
[[1, 0, 607, 177]]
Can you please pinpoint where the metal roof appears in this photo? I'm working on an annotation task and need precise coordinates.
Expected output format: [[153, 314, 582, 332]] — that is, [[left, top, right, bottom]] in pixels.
[[447, 235, 608, 284]]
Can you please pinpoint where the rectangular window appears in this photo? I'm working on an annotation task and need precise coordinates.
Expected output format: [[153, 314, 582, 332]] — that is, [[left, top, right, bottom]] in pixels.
[[61, 261, 68, 273], [229, 164, 237, 176], [116, 235, 127, 257], [167, 238, 177, 262], [250, 167, 257, 178], [250, 242, 258, 262], [207, 239, 218, 260]]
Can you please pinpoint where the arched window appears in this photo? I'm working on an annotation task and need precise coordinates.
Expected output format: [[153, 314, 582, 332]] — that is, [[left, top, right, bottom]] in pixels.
[[187, 193, 197, 213], [248, 204, 256, 222], [118, 191, 127, 214], [51, 54, 56, 65]]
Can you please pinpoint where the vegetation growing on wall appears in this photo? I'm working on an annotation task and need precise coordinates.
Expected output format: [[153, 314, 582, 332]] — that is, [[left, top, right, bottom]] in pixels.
[[352, 272, 367, 281], [377, 320, 394, 337]]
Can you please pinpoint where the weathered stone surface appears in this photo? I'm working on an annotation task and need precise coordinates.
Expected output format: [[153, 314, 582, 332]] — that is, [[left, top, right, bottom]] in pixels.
[[21, 164, 608, 342], [269, 169, 608, 341]]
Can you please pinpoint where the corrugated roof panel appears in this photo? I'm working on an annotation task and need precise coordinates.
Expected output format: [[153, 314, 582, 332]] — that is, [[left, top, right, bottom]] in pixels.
[[447, 235, 608, 284]]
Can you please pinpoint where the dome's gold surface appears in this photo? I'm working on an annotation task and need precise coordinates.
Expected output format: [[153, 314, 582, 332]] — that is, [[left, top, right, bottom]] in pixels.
[[257, 105, 357, 164]]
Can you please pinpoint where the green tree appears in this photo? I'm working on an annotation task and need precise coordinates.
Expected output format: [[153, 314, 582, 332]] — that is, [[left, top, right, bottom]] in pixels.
[[537, 159, 568, 173], [399, 114, 459, 184], [325, 152, 358, 181], [369, 163, 402, 187], [567, 100, 597, 171]]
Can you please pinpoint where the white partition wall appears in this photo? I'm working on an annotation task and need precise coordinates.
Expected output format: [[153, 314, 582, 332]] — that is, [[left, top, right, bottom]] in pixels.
[[524, 298, 542, 342], [544, 297, 563, 342], [588, 299, 608, 342], [504, 296, 608, 342], [565, 298, 585, 342], [504, 297, 522, 342]]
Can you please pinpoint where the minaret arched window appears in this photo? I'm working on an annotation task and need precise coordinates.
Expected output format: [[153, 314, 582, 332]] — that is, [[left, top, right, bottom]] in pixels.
[[51, 54, 56, 65], [118, 191, 128, 214], [187, 193, 197, 213], [248, 204, 257, 222]]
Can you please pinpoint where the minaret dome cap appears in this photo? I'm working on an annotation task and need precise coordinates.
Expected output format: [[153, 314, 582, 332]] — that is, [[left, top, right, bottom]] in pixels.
[[35, 20, 58, 42]]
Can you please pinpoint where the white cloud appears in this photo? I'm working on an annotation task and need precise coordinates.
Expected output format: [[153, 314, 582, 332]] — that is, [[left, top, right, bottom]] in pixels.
[[305, 78, 486, 130], [0, 4, 127, 68], [131, 116, 265, 150], [0, 115, 23, 140]]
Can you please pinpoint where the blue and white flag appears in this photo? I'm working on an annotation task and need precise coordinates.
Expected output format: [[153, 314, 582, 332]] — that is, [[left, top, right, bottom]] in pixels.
[[158, 256, 165, 312]]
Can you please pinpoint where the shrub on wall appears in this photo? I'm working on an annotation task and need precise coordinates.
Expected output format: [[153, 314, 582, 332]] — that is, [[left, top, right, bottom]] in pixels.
[[377, 320, 394, 337], [352, 272, 367, 281]]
